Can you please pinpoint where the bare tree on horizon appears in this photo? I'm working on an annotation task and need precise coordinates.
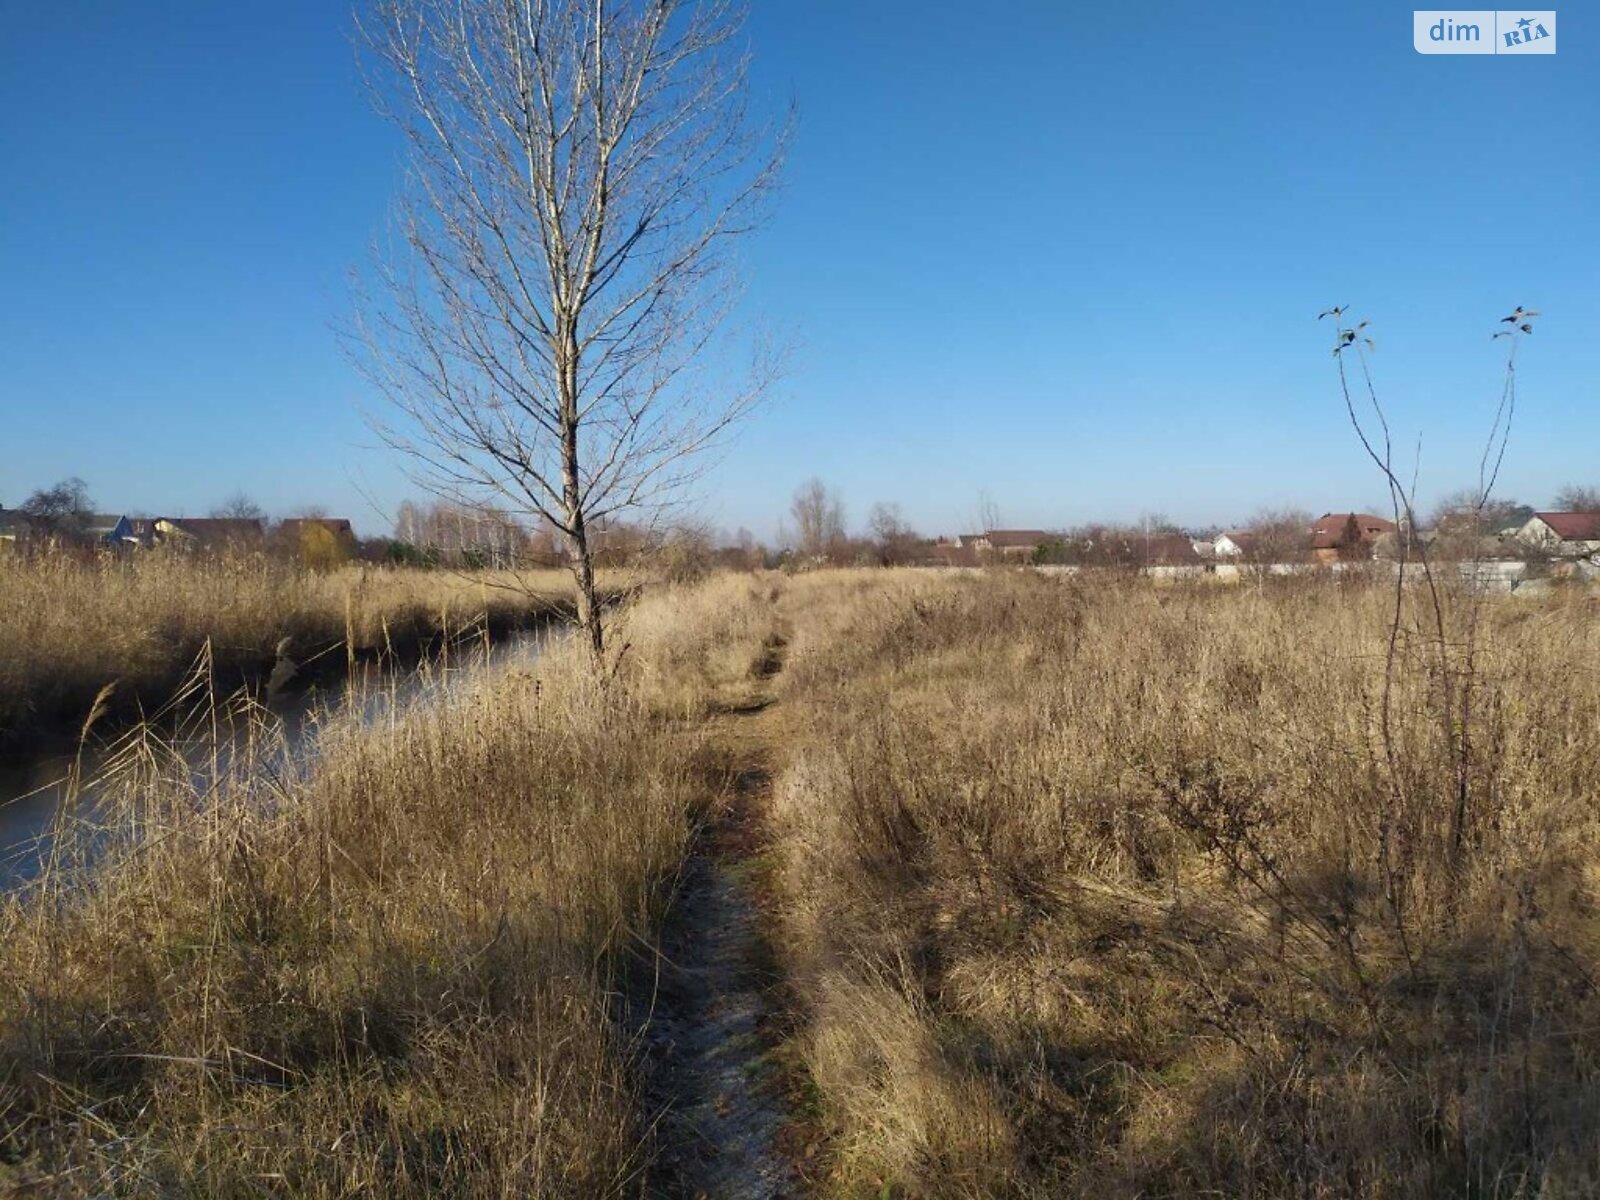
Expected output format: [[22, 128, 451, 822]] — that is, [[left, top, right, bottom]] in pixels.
[[354, 0, 787, 660], [1553, 483, 1600, 512], [868, 501, 917, 565], [975, 490, 1001, 535], [790, 478, 845, 561], [19, 477, 94, 534], [210, 491, 266, 522]]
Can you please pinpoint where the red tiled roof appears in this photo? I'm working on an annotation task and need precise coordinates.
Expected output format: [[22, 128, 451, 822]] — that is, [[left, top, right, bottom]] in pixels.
[[1312, 512, 1401, 550], [1534, 511, 1600, 541], [1311, 512, 1396, 540]]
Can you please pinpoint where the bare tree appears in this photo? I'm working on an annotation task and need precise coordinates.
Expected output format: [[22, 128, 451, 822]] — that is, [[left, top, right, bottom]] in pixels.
[[867, 501, 917, 566], [211, 491, 265, 521], [1138, 511, 1181, 536], [790, 478, 845, 560], [1240, 507, 1312, 566], [355, 0, 786, 660], [21, 477, 93, 534], [393, 498, 530, 566], [975, 489, 1002, 535], [721, 525, 764, 570], [1553, 483, 1600, 512], [1428, 487, 1532, 542]]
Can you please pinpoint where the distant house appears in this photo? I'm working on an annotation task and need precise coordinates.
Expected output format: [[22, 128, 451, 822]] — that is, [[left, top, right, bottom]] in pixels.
[[920, 539, 978, 568], [121, 518, 160, 548], [961, 529, 1049, 561], [80, 514, 136, 546], [0, 508, 34, 546], [1512, 512, 1600, 559], [1310, 512, 1396, 563], [157, 517, 265, 550], [0, 510, 129, 549], [1213, 532, 1256, 561], [1140, 534, 1206, 578]]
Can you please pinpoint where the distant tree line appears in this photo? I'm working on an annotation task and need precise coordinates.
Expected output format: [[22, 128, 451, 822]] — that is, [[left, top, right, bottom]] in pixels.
[[14, 473, 1600, 574]]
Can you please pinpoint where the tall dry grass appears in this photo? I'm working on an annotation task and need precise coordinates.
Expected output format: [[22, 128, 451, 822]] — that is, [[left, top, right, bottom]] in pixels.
[[768, 569, 1600, 1197], [0, 572, 780, 1197], [0, 552, 625, 750]]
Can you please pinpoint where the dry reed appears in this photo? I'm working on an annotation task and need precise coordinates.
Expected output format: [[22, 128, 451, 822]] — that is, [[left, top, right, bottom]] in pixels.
[[0, 552, 627, 751], [768, 569, 1600, 1198], [0, 572, 778, 1197]]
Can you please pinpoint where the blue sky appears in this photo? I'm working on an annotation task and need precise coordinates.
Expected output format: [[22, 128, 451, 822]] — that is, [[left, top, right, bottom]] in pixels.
[[1, 2, 1594, 538]]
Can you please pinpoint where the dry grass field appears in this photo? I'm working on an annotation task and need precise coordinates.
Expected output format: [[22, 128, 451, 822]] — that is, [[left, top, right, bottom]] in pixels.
[[0, 552, 626, 750], [0, 572, 779, 1197], [4, 566, 1599, 1197], [766, 570, 1600, 1197]]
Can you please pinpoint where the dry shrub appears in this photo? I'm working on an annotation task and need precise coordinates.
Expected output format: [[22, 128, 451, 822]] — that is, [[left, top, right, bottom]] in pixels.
[[0, 573, 776, 1197], [769, 569, 1600, 1197]]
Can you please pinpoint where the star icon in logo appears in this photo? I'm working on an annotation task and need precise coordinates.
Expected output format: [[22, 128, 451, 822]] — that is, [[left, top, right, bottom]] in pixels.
[[1517, 15, 1534, 28]]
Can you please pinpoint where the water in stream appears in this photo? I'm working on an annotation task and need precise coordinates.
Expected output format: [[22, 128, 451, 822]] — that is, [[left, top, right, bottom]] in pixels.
[[0, 628, 551, 891]]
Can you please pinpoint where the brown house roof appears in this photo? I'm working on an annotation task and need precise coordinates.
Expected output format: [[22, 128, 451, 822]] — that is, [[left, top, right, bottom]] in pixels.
[[1534, 511, 1600, 541], [1318, 512, 1395, 550], [1141, 534, 1203, 566], [163, 517, 265, 545], [981, 529, 1049, 548]]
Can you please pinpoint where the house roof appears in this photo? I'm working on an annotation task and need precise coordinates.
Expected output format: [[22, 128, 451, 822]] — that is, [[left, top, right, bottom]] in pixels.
[[80, 513, 128, 536], [981, 529, 1049, 548], [162, 517, 265, 544], [1311, 512, 1397, 539], [117, 518, 159, 545], [1141, 534, 1203, 565], [1533, 511, 1600, 541], [1309, 513, 1395, 551]]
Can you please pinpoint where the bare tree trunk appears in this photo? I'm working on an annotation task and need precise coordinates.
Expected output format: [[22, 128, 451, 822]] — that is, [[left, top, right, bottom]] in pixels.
[[567, 520, 604, 661], [562, 338, 603, 659]]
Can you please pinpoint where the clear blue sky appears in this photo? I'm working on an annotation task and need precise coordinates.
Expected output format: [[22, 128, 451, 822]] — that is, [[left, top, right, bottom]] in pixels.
[[1, 3, 1594, 538]]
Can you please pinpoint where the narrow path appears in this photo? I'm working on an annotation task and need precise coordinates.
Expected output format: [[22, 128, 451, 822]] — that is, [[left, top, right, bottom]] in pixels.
[[643, 630, 801, 1199]]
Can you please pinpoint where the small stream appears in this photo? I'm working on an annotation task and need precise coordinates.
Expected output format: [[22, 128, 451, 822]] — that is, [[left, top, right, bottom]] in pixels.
[[0, 627, 553, 891]]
